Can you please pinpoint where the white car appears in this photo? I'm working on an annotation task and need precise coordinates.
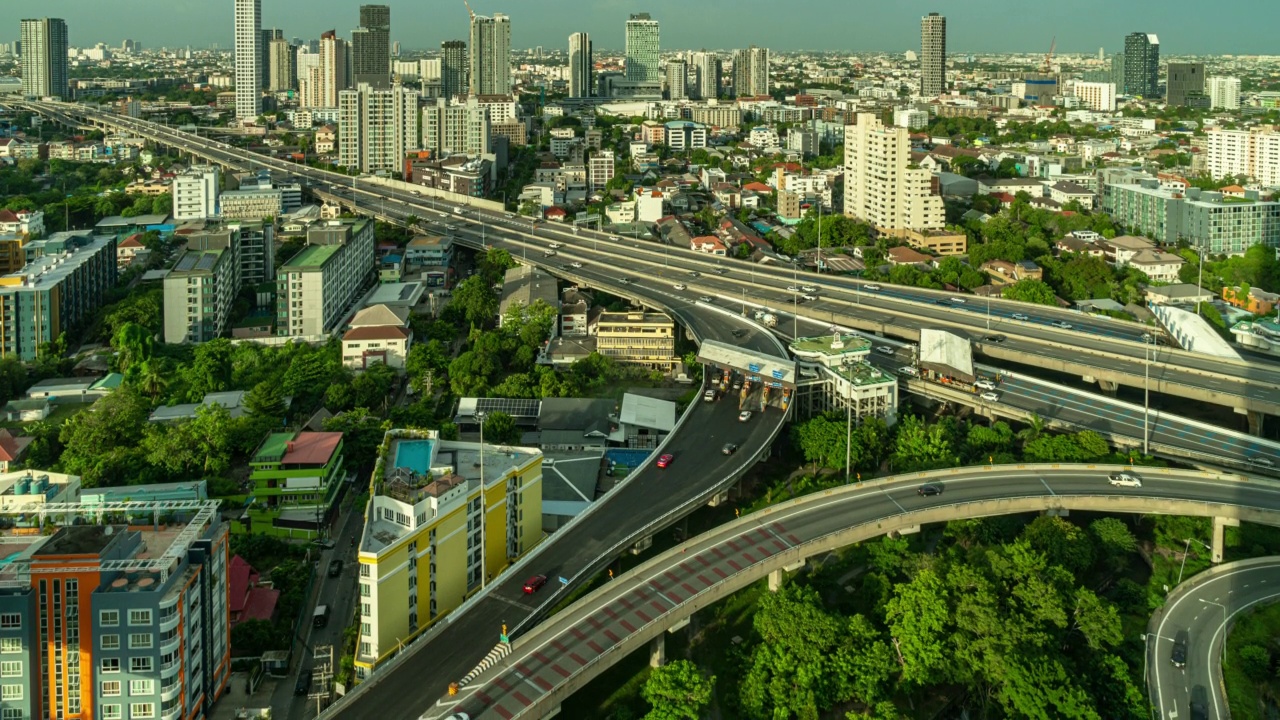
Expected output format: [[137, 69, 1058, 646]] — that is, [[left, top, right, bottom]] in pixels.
[[1108, 472, 1142, 488], [1051, 320, 1073, 329], [738, 411, 753, 422], [674, 283, 687, 291], [875, 346, 895, 356], [802, 294, 818, 302], [549, 242, 562, 249], [980, 391, 1000, 402], [801, 285, 817, 292], [974, 380, 997, 391], [898, 366, 919, 377], [949, 297, 966, 304], [543, 250, 556, 257], [863, 284, 881, 291], [569, 262, 583, 269], [787, 285, 800, 292], [1011, 313, 1029, 321]]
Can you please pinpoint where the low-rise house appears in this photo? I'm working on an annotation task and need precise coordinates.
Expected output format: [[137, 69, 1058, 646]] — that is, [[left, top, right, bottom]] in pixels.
[[228, 555, 280, 631], [1128, 249, 1186, 283], [691, 235, 728, 255], [234, 430, 346, 539], [1048, 181, 1097, 209], [342, 304, 412, 371], [981, 259, 1043, 286], [886, 246, 935, 267], [1223, 285, 1280, 315]]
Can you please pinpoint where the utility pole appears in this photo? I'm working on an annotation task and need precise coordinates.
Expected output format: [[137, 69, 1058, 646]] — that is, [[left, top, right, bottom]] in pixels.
[[477, 411, 487, 591]]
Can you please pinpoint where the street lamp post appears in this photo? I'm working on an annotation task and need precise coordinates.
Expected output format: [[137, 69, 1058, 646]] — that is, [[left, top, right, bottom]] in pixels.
[[1143, 335, 1152, 455], [476, 411, 487, 591], [1199, 598, 1228, 669], [816, 203, 822, 276]]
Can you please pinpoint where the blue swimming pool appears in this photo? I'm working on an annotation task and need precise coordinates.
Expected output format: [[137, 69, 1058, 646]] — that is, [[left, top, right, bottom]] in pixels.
[[393, 439, 435, 474]]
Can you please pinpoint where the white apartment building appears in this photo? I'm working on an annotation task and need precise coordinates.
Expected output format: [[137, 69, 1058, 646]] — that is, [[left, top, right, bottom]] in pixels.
[[422, 97, 491, 157], [172, 166, 221, 221], [1207, 127, 1280, 187], [276, 219, 376, 337], [844, 113, 944, 232], [1208, 76, 1241, 110], [1073, 81, 1117, 112], [233, 0, 261, 119], [589, 150, 614, 191], [339, 84, 421, 175], [893, 108, 929, 130], [219, 188, 283, 221]]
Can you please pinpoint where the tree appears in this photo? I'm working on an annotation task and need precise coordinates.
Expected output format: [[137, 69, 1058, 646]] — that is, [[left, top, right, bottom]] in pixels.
[[323, 408, 389, 471], [891, 415, 957, 471], [59, 388, 152, 486], [482, 411, 520, 445], [1022, 516, 1095, 577], [794, 413, 848, 473], [1089, 518, 1137, 562], [1002, 278, 1058, 306], [451, 275, 499, 329], [641, 660, 714, 720], [885, 568, 950, 687], [135, 359, 170, 404], [112, 321, 154, 373], [244, 380, 288, 420]]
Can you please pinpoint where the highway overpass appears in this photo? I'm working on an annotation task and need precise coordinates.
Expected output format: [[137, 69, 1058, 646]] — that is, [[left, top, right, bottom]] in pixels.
[[419, 464, 1280, 720]]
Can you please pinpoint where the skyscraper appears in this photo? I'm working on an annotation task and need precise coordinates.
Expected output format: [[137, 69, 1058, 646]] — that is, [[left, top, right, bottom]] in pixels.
[[920, 12, 946, 97], [691, 51, 720, 100], [469, 12, 511, 96], [18, 18, 68, 99], [311, 30, 351, 108], [1166, 62, 1205, 107], [844, 113, 944, 232], [441, 40, 467, 100], [352, 4, 391, 89], [1123, 32, 1159, 98], [268, 37, 296, 92], [624, 13, 660, 83], [568, 32, 592, 98], [233, 0, 262, 119], [665, 58, 687, 100], [339, 83, 420, 174], [260, 28, 282, 89], [733, 45, 769, 98]]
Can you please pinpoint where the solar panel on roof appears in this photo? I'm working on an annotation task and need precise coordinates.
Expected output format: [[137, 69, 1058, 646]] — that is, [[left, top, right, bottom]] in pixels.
[[174, 254, 199, 272], [195, 253, 218, 271], [474, 397, 541, 419]]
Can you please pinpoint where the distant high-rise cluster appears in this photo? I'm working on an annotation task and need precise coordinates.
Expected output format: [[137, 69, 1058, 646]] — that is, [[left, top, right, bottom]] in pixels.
[[568, 32, 592, 98], [470, 11, 511, 95], [19, 17, 68, 99], [920, 12, 946, 97], [1123, 32, 1159, 98], [624, 13, 660, 83], [260, 28, 282, 89], [733, 45, 770, 98], [665, 57, 687, 100], [233, 0, 261, 119], [691, 51, 721, 100]]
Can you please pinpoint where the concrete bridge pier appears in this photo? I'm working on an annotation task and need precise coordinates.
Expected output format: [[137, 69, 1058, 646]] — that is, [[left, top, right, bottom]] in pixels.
[[1043, 508, 1070, 518], [1212, 517, 1239, 563], [767, 568, 783, 592], [1096, 379, 1119, 397], [1245, 409, 1266, 437], [649, 635, 666, 668], [630, 535, 653, 556]]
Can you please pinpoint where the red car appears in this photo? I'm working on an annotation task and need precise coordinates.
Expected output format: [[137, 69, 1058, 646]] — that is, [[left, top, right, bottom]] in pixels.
[[523, 575, 547, 594], [656, 454, 674, 469]]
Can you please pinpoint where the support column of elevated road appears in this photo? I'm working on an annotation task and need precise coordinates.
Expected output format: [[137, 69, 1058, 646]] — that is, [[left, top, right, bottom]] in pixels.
[[1097, 379, 1119, 397], [649, 636, 665, 667], [1212, 517, 1240, 563], [1247, 409, 1266, 437]]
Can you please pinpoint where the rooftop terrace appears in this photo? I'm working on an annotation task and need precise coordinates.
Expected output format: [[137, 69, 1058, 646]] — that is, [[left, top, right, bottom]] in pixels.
[[790, 333, 872, 358], [829, 361, 897, 387]]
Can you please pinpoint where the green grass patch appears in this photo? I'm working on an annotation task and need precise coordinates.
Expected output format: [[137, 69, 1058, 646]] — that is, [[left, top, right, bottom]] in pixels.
[[0, 401, 93, 430], [1224, 600, 1280, 718]]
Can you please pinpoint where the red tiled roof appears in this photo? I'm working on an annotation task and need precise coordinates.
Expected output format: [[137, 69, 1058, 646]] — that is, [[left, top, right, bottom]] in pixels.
[[119, 234, 144, 248], [343, 325, 409, 341], [282, 432, 343, 466], [228, 555, 259, 614], [0, 430, 28, 463], [742, 182, 772, 193], [0, 210, 18, 223], [242, 587, 280, 623], [544, 207, 567, 217]]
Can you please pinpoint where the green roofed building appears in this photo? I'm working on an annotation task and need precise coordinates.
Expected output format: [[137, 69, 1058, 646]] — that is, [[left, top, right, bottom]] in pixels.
[[277, 219, 376, 337], [234, 430, 346, 539]]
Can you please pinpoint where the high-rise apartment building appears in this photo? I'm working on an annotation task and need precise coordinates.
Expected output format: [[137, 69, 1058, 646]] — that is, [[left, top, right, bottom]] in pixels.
[[665, 59, 687, 100], [338, 84, 421, 175], [233, 0, 262, 119], [844, 113, 944, 233], [568, 32, 592, 99], [589, 149, 615, 191], [1102, 180, 1280, 254], [691, 51, 720, 100], [276, 219, 376, 337], [352, 4, 391, 89], [733, 46, 769, 97], [469, 12, 511, 96], [0, 233, 117, 361], [259, 28, 282, 89], [301, 31, 351, 109], [1074, 81, 1117, 112], [172, 166, 221, 221], [268, 38, 296, 92], [19, 18, 68, 99], [1123, 32, 1159, 98], [1166, 62, 1205, 107], [1207, 127, 1280, 187], [1208, 76, 1241, 110], [163, 228, 242, 344], [624, 13, 660, 83], [421, 96, 491, 157], [920, 13, 946, 97], [441, 40, 467, 100]]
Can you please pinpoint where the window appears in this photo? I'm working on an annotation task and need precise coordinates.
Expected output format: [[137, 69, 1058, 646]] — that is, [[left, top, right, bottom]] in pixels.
[[129, 657, 152, 673], [129, 703, 155, 719], [128, 633, 153, 650], [129, 679, 154, 696], [0, 685, 20, 700], [100, 609, 120, 627], [101, 680, 122, 697], [0, 615, 18, 630], [3, 708, 24, 719], [101, 634, 120, 650], [128, 609, 152, 626], [0, 661, 19, 678], [0, 638, 19, 654], [101, 658, 120, 674], [100, 706, 122, 720]]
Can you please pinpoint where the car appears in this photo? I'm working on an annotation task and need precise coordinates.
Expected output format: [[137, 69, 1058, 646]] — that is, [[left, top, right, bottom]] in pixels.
[[1108, 472, 1142, 488], [1248, 455, 1275, 468], [974, 380, 997, 391], [522, 575, 548, 594], [802, 294, 818, 302], [1011, 312, 1030, 321], [898, 366, 920, 377], [864, 284, 881, 291], [437, 212, 448, 218], [918, 484, 943, 497], [543, 250, 556, 257], [688, 271, 701, 278], [610, 236, 622, 242], [949, 297, 966, 304], [619, 277, 632, 284], [703, 389, 717, 402], [699, 295, 713, 303], [1051, 320, 1073, 329], [732, 380, 742, 390], [1141, 332, 1154, 342], [410, 190, 421, 196], [714, 267, 729, 275], [327, 560, 343, 578], [933, 299, 948, 305], [570, 262, 583, 269], [656, 453, 674, 469], [801, 285, 817, 292], [738, 411, 753, 422], [984, 334, 1006, 343], [445, 714, 472, 720], [980, 391, 1001, 402], [673, 283, 687, 291], [722, 443, 738, 455], [787, 285, 800, 292], [549, 242, 562, 249], [1189, 686, 1209, 720], [294, 672, 312, 696], [875, 345, 896, 355], [1171, 631, 1188, 668]]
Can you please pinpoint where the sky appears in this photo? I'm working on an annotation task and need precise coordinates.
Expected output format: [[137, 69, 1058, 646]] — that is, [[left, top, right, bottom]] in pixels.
[[2, 0, 1278, 55]]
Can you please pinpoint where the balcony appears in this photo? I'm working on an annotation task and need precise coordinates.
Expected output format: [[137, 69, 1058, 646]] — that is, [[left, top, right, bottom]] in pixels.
[[160, 676, 182, 703], [160, 656, 181, 679]]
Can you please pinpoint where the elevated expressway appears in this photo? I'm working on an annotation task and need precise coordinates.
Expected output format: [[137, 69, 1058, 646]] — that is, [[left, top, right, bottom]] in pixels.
[[19, 99, 1280, 429], [418, 464, 1280, 719]]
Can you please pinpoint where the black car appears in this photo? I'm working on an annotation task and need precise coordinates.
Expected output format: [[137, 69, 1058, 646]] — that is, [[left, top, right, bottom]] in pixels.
[[722, 443, 738, 455], [918, 484, 943, 497], [984, 334, 1006, 343], [1171, 630, 1188, 668], [1189, 686, 1208, 720], [327, 560, 344, 578], [295, 671, 312, 696]]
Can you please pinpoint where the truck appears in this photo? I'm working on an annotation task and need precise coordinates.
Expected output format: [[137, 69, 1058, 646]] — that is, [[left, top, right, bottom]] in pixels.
[[313, 604, 331, 628], [453, 206, 464, 216], [760, 313, 778, 328]]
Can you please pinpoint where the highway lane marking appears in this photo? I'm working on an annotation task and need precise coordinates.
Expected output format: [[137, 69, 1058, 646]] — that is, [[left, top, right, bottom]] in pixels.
[[490, 594, 535, 612], [1040, 478, 1055, 496], [882, 489, 907, 513], [1206, 589, 1280, 720]]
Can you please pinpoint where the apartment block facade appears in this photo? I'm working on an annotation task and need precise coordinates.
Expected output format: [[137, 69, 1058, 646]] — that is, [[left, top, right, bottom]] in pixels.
[[338, 84, 420, 175], [218, 188, 283, 222], [276, 219, 376, 337], [172, 167, 221, 222], [843, 113, 944, 233], [1207, 127, 1280, 187], [596, 311, 679, 372], [1102, 180, 1280, 254], [0, 233, 116, 361], [163, 230, 239, 345], [235, 431, 345, 539], [421, 97, 490, 157]]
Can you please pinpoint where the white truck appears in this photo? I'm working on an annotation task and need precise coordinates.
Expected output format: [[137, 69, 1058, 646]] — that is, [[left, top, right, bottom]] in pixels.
[[760, 313, 778, 328]]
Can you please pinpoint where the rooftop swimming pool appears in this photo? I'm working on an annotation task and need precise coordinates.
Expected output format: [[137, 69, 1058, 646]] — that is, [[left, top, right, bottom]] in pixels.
[[393, 439, 435, 474]]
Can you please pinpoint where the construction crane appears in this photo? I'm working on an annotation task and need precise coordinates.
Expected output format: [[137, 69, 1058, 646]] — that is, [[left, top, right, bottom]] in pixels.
[[1041, 36, 1056, 74], [463, 0, 474, 20]]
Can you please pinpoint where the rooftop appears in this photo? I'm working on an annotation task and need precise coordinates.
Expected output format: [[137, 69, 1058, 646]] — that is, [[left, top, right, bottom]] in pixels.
[[790, 334, 872, 358], [828, 361, 897, 387], [282, 242, 342, 270]]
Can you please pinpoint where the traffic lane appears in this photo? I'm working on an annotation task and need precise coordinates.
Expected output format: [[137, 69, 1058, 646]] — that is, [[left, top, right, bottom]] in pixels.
[[1152, 562, 1280, 720]]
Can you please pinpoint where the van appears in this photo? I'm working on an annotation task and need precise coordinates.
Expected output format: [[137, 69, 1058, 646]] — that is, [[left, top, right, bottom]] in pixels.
[[703, 389, 716, 403], [313, 604, 331, 629]]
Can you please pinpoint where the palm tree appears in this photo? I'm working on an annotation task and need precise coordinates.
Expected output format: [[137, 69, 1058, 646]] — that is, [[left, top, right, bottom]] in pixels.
[[404, 214, 421, 231], [1018, 413, 1047, 443], [136, 360, 169, 405], [112, 322, 154, 373]]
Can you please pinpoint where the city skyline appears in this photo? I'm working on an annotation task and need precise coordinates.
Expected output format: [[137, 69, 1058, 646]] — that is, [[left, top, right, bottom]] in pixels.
[[2, 0, 1279, 55]]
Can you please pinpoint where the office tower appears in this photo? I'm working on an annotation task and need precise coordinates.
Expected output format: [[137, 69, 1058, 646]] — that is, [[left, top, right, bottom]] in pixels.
[[920, 12, 946, 97], [260, 28, 282, 88], [339, 84, 420, 175], [1208, 76, 1241, 110], [1074, 82, 1117, 112], [1109, 53, 1126, 91], [469, 12, 511, 95], [441, 40, 467, 100], [352, 4, 391, 89], [19, 18, 68, 99], [422, 96, 491, 156], [568, 32, 592, 98], [296, 47, 322, 106], [1123, 32, 1159, 98], [665, 58, 687, 100], [625, 13, 660, 83], [276, 220, 376, 337], [1166, 62, 1205, 106], [172, 166, 222, 221], [844, 113, 944, 232], [733, 45, 769, 97], [233, 0, 262, 119], [691, 51, 720, 100]]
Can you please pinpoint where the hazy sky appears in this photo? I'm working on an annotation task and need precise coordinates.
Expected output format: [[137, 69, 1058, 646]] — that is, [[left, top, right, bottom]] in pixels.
[[2, 0, 1277, 54]]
